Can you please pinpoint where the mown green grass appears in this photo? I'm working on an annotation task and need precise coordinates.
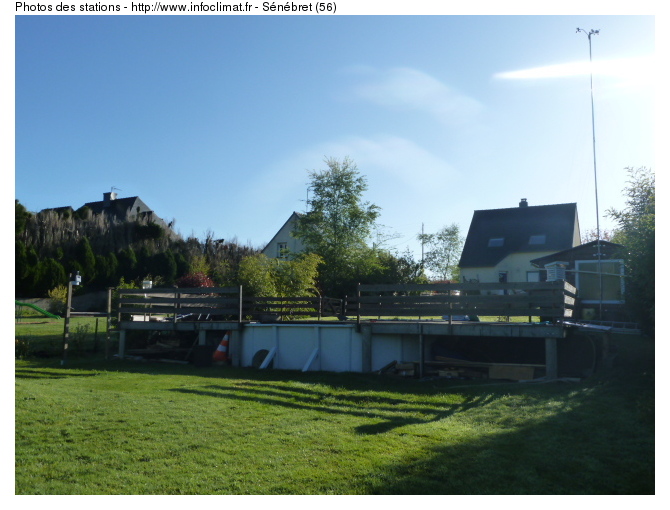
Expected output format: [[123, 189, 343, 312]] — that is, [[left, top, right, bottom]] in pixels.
[[15, 333, 654, 495], [15, 317, 111, 359]]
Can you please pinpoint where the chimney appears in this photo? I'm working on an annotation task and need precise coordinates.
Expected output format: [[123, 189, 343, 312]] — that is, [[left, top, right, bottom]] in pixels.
[[519, 198, 528, 208], [103, 191, 117, 207]]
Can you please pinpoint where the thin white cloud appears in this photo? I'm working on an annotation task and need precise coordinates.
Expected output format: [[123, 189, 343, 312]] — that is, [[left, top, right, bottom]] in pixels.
[[348, 67, 483, 125], [287, 135, 457, 193], [281, 135, 461, 251], [248, 135, 458, 237], [494, 56, 655, 89]]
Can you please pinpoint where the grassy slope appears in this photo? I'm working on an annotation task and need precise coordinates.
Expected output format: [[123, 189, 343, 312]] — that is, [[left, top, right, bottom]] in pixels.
[[15, 333, 654, 495]]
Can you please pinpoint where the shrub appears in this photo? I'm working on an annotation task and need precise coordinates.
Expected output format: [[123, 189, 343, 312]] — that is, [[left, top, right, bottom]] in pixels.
[[15, 336, 31, 359], [176, 272, 215, 288], [135, 222, 164, 240], [72, 324, 91, 356], [34, 258, 67, 297], [47, 285, 68, 315]]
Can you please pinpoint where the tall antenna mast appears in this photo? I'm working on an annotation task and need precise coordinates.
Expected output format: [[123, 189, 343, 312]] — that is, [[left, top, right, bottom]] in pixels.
[[576, 27, 603, 318]]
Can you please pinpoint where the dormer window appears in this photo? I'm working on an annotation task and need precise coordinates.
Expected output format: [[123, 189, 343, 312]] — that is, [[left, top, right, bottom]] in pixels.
[[529, 234, 546, 245], [488, 238, 504, 247]]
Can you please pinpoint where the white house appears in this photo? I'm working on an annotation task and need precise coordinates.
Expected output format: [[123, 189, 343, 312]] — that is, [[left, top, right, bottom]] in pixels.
[[261, 212, 305, 259]]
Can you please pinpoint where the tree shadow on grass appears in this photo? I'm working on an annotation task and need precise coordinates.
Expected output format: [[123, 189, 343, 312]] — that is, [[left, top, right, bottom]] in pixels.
[[363, 403, 653, 494], [170, 382, 500, 435], [168, 360, 653, 494], [15, 369, 101, 380], [361, 370, 655, 495]]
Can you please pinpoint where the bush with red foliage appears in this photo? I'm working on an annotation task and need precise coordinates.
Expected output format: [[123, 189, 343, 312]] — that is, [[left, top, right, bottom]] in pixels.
[[175, 272, 214, 288]]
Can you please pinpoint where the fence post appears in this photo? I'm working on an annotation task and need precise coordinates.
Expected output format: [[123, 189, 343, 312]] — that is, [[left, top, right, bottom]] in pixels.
[[238, 285, 243, 323], [448, 288, 452, 325], [173, 290, 180, 324], [361, 324, 372, 372], [93, 317, 99, 353], [61, 280, 73, 366], [356, 284, 361, 328], [106, 287, 112, 360], [419, 324, 424, 378]]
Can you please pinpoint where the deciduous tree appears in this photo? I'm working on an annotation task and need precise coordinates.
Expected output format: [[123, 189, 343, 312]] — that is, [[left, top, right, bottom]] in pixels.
[[607, 167, 655, 334], [581, 227, 614, 244], [237, 253, 322, 298], [418, 223, 464, 281], [293, 157, 381, 296]]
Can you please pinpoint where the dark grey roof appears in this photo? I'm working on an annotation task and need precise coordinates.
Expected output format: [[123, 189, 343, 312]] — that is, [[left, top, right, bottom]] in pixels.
[[84, 197, 140, 217], [459, 202, 579, 268], [83, 196, 148, 219], [530, 240, 624, 268]]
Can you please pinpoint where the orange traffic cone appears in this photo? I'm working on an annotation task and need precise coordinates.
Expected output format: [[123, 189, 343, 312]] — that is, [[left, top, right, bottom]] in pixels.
[[213, 332, 230, 362]]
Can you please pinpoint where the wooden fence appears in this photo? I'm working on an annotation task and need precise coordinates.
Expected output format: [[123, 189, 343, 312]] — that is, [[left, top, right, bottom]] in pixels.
[[117, 287, 343, 322], [241, 296, 344, 320], [118, 287, 243, 323], [117, 281, 577, 324], [346, 281, 577, 322]]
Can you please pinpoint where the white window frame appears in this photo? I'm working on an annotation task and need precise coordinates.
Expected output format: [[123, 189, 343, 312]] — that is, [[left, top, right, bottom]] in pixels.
[[277, 242, 288, 259], [575, 259, 625, 304], [526, 271, 541, 282]]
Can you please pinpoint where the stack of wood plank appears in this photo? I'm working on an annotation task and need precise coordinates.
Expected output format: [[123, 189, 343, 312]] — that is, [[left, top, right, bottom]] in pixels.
[[430, 356, 540, 381]]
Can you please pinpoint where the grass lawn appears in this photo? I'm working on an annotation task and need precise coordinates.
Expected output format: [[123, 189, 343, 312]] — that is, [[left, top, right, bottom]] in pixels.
[[15, 317, 111, 359], [15, 321, 654, 495]]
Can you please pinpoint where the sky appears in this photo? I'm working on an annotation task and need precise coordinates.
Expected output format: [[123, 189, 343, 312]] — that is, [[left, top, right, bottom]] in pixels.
[[10, 6, 660, 263]]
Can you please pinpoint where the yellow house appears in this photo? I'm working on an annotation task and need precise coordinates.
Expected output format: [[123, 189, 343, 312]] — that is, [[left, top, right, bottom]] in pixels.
[[458, 199, 581, 287]]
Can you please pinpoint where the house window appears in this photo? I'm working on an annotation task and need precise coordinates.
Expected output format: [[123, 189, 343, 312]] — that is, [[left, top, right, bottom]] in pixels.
[[575, 260, 624, 303], [277, 242, 288, 258], [527, 271, 541, 282], [529, 234, 546, 245], [488, 238, 504, 247]]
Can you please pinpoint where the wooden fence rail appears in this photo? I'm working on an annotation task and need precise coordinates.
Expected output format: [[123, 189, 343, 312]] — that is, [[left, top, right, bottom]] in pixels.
[[117, 287, 242, 322], [117, 287, 343, 322], [347, 281, 577, 323], [241, 296, 344, 320], [117, 281, 576, 324]]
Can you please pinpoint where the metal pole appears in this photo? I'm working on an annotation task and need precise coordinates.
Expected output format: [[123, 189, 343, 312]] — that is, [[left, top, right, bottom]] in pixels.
[[577, 27, 604, 319]]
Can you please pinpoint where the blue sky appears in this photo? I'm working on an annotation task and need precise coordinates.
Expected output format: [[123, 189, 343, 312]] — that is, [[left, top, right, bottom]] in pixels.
[[12, 8, 657, 261]]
